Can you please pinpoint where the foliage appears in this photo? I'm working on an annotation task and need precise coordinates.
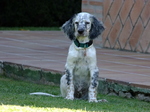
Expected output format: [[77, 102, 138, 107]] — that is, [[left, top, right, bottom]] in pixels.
[[0, 0, 81, 27], [0, 27, 60, 31]]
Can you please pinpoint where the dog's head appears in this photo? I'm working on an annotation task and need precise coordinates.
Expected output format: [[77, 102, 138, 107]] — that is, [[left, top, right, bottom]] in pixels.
[[62, 12, 105, 40]]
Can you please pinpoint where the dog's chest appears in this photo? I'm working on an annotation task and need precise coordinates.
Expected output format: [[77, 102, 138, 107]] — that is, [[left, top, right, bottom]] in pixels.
[[74, 56, 89, 75], [73, 50, 90, 88]]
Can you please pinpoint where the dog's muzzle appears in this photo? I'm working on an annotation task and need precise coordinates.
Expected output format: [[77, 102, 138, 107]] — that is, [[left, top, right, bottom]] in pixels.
[[78, 28, 84, 35]]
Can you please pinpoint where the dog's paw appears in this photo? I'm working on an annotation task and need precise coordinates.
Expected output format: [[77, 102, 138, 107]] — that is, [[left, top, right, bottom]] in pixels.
[[65, 95, 74, 100], [89, 98, 98, 103]]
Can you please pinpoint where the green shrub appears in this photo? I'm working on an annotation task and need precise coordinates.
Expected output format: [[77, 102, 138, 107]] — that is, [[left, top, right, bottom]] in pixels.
[[0, 0, 81, 27]]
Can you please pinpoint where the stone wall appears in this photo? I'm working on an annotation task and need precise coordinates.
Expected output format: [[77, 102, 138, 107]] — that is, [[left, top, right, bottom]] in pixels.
[[2, 62, 62, 86], [82, 0, 150, 53], [1, 61, 150, 102]]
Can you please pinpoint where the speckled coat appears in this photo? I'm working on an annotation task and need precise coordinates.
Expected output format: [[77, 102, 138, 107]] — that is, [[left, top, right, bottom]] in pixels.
[[61, 12, 105, 102]]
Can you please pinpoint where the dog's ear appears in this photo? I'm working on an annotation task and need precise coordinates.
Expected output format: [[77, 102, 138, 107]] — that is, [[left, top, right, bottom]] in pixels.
[[62, 15, 76, 40], [89, 16, 105, 40]]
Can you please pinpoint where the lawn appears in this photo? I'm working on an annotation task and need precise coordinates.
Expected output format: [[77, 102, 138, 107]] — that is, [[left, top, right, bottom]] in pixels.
[[0, 76, 149, 112]]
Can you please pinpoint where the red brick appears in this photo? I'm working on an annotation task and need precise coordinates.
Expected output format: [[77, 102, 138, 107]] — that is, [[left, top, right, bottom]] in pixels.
[[103, 0, 113, 19], [140, 20, 150, 53], [109, 0, 124, 23], [119, 17, 133, 49], [119, 0, 134, 24], [102, 16, 112, 44], [89, 1, 103, 6], [130, 0, 144, 26], [135, 44, 143, 53], [82, 0, 88, 5], [109, 17, 122, 48], [147, 47, 150, 53], [97, 17, 102, 21], [104, 40, 111, 48], [93, 37, 103, 48], [129, 18, 144, 50], [141, 0, 150, 27], [124, 42, 131, 51], [95, 9, 102, 14], [82, 8, 95, 13], [114, 41, 121, 49]]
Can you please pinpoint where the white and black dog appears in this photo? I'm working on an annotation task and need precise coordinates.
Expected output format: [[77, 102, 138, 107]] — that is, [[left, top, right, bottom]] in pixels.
[[60, 12, 105, 102], [30, 12, 106, 102]]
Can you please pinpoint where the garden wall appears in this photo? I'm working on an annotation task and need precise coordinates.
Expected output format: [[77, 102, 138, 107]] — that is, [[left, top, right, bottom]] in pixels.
[[82, 0, 150, 53], [1, 61, 150, 102]]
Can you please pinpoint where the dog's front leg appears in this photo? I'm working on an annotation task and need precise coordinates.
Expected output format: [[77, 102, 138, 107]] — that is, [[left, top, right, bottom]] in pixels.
[[65, 62, 75, 100], [88, 67, 99, 102], [64, 44, 78, 100]]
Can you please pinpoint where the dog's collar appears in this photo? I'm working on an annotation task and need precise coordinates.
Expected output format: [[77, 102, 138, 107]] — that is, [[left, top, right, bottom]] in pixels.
[[74, 39, 93, 48]]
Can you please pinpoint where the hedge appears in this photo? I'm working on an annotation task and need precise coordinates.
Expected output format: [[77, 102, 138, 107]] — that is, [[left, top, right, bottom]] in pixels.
[[0, 0, 81, 27]]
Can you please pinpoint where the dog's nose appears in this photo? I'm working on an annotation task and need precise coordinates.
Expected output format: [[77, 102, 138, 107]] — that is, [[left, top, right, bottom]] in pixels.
[[78, 29, 84, 34]]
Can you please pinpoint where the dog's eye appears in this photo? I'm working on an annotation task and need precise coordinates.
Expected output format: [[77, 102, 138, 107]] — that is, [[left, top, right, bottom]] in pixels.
[[75, 22, 79, 25], [85, 22, 90, 24]]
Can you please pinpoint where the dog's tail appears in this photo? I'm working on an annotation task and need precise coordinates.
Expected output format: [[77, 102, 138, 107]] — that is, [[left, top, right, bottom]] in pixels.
[[29, 92, 61, 97]]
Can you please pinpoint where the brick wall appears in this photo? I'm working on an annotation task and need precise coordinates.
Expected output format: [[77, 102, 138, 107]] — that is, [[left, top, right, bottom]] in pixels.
[[82, 0, 150, 53]]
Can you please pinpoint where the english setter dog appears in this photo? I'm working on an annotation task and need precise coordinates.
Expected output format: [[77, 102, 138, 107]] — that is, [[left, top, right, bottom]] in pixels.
[[30, 12, 106, 102], [61, 12, 105, 102]]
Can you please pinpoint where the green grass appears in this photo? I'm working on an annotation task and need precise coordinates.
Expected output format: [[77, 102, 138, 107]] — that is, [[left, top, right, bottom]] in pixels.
[[0, 27, 60, 31], [0, 76, 150, 112]]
